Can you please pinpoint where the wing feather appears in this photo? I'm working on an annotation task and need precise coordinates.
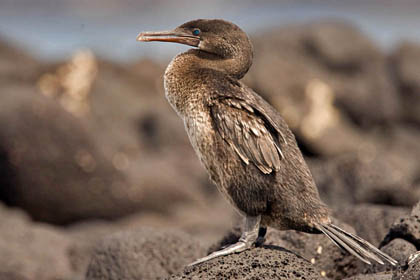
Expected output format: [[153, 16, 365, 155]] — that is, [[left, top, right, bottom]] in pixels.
[[211, 98, 284, 174]]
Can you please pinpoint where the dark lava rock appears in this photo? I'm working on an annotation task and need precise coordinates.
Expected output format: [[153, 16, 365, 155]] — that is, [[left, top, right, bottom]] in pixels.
[[305, 21, 379, 70], [168, 246, 325, 280], [246, 21, 400, 157], [384, 239, 417, 265], [381, 201, 420, 249], [401, 258, 420, 280], [308, 151, 420, 208], [85, 228, 205, 280], [209, 215, 415, 279], [390, 42, 420, 125], [333, 204, 408, 247], [358, 238, 416, 276], [339, 238, 417, 279], [262, 227, 354, 280], [208, 220, 390, 279], [392, 251, 420, 280], [0, 202, 84, 280], [0, 85, 136, 224]]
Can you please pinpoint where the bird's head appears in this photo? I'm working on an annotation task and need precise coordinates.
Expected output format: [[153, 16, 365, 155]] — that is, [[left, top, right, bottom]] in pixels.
[[137, 19, 252, 61]]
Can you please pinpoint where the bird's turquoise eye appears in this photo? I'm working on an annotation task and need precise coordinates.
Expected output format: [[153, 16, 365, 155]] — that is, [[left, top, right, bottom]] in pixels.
[[192, 29, 201, 36]]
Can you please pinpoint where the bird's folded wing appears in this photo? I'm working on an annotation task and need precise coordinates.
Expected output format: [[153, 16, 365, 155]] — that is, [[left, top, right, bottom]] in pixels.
[[210, 98, 284, 174]]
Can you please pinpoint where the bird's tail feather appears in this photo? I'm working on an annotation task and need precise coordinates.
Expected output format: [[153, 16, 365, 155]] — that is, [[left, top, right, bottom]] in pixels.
[[316, 223, 397, 266]]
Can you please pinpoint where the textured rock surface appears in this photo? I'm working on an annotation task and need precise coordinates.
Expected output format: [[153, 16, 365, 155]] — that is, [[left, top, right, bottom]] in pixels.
[[86, 228, 205, 280], [381, 202, 420, 249], [208, 215, 409, 280], [0, 202, 83, 280], [208, 223, 350, 279], [382, 239, 417, 265], [358, 239, 417, 276], [333, 204, 408, 246], [261, 226, 356, 279], [0, 85, 135, 224], [400, 258, 420, 280], [168, 247, 325, 280], [246, 21, 400, 157], [309, 153, 420, 208], [392, 252, 420, 280], [391, 42, 420, 125]]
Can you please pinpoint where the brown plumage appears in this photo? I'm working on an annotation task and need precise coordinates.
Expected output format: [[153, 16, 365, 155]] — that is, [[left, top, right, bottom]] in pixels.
[[137, 19, 397, 266], [212, 97, 284, 174]]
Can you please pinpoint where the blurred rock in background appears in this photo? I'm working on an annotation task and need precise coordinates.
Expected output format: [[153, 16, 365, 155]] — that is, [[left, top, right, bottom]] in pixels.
[[0, 12, 420, 280]]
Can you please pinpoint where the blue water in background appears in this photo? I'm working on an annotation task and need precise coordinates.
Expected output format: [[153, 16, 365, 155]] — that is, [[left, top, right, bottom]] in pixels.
[[0, 0, 419, 62]]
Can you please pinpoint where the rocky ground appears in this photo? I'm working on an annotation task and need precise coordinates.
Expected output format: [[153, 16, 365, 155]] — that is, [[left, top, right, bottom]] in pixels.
[[0, 20, 420, 280]]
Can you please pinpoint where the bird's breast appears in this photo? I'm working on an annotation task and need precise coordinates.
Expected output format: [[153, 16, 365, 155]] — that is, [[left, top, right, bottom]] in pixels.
[[184, 110, 218, 166], [163, 56, 217, 166]]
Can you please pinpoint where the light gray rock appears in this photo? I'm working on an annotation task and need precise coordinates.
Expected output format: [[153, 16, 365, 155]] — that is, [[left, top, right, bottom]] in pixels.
[[85, 228, 205, 280]]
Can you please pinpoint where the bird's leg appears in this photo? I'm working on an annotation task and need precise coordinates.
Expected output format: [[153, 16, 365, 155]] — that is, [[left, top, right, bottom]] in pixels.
[[255, 227, 267, 247], [188, 215, 261, 266]]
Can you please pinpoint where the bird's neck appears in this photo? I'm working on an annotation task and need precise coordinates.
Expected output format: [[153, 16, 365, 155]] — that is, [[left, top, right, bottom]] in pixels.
[[193, 49, 252, 79], [164, 49, 251, 117]]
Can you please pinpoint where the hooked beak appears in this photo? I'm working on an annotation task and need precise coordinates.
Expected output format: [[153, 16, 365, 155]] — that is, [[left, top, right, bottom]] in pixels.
[[136, 30, 200, 47]]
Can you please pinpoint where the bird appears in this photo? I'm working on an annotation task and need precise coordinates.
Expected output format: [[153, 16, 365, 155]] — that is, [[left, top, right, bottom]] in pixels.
[[136, 19, 398, 267]]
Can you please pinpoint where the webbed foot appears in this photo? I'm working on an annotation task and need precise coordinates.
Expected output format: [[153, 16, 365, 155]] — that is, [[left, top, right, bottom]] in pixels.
[[188, 215, 261, 266]]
